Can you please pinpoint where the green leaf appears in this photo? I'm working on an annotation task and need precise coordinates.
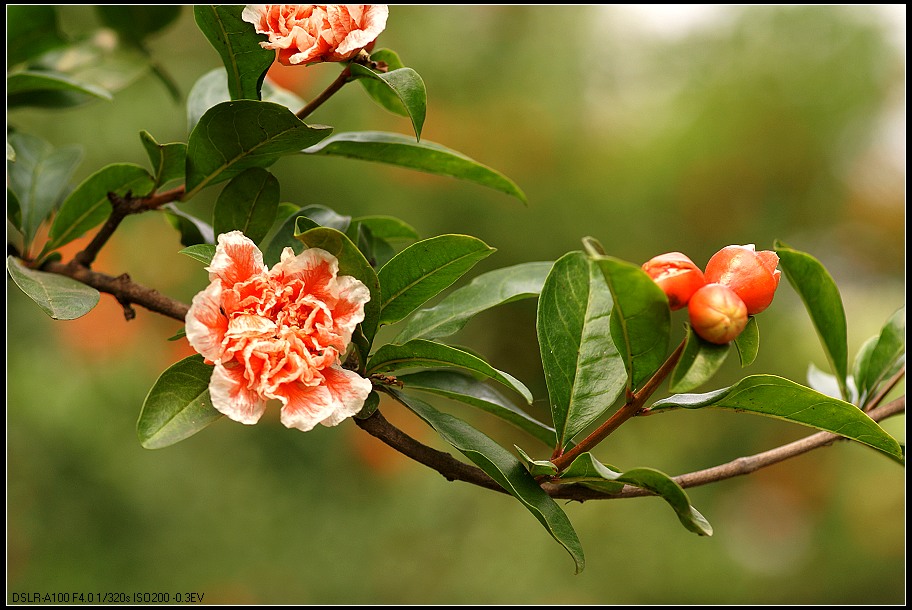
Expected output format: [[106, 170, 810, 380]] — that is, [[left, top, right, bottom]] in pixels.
[[7, 70, 113, 108], [554, 453, 624, 494], [294, 227, 381, 360], [559, 454, 713, 536], [296, 204, 351, 233], [586, 239, 670, 393], [7, 256, 100, 320], [8, 188, 23, 234], [303, 131, 527, 203], [167, 327, 187, 342], [355, 390, 381, 420], [651, 375, 904, 463], [186, 67, 306, 132], [140, 131, 187, 189], [6, 132, 83, 248], [733, 316, 759, 367], [389, 389, 585, 573], [351, 215, 419, 243], [855, 308, 905, 407], [378, 234, 495, 326], [179, 244, 217, 265], [357, 48, 407, 116], [7, 5, 66, 68], [514, 445, 559, 477], [193, 5, 274, 101], [349, 63, 427, 140], [212, 167, 279, 244], [775, 241, 849, 401], [163, 204, 215, 247], [669, 326, 730, 393], [46, 163, 154, 252], [367, 340, 532, 404], [96, 6, 182, 42], [538, 253, 625, 447], [137, 355, 223, 449], [184, 100, 332, 199], [397, 370, 556, 446], [396, 261, 552, 344], [260, 210, 317, 267]]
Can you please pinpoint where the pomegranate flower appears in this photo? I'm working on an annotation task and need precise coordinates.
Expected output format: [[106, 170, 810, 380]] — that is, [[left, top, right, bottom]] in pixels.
[[704, 244, 780, 315], [186, 231, 372, 432], [642, 252, 706, 311], [242, 5, 389, 66], [688, 283, 749, 345]]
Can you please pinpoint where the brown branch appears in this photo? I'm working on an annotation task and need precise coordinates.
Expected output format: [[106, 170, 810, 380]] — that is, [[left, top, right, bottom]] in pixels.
[[551, 339, 687, 470], [864, 365, 905, 412], [73, 186, 185, 268], [42, 260, 189, 322], [295, 66, 352, 121], [354, 395, 904, 502]]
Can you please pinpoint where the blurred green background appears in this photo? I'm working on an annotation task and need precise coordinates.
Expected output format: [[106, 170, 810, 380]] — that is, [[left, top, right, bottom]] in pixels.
[[7, 5, 905, 604]]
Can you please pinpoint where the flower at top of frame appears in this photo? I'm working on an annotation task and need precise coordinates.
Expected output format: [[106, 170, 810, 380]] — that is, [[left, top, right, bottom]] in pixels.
[[185, 231, 372, 432], [242, 5, 389, 65]]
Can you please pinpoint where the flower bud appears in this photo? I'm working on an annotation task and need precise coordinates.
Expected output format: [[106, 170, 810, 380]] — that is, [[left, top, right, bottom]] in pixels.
[[688, 283, 748, 344], [642, 252, 706, 311], [704, 244, 780, 315]]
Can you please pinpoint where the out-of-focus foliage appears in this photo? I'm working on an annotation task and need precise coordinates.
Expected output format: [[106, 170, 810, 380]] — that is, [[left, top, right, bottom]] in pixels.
[[7, 5, 904, 603]]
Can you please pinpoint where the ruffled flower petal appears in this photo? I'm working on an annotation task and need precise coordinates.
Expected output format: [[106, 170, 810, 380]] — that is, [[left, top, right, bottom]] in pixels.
[[185, 281, 227, 363], [207, 231, 267, 287], [210, 361, 268, 425]]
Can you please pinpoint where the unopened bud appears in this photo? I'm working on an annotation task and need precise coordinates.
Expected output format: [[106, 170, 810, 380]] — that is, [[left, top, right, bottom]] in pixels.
[[704, 244, 780, 315], [642, 252, 706, 311], [688, 283, 748, 344]]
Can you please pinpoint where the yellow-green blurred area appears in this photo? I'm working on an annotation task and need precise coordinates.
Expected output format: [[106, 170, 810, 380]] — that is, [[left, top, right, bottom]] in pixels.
[[7, 5, 905, 604]]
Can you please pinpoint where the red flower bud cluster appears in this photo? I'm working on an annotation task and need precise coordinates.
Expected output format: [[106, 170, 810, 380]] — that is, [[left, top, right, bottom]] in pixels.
[[642, 245, 781, 344]]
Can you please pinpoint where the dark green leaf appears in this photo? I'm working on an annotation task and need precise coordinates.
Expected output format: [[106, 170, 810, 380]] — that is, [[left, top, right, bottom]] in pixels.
[[303, 131, 527, 203], [261, 210, 317, 267], [167, 327, 187, 342], [651, 375, 904, 463], [396, 261, 552, 344], [855, 307, 905, 407], [179, 244, 217, 265], [297, 204, 351, 232], [6, 132, 83, 248], [558, 454, 713, 536], [46, 164, 154, 252], [7, 5, 66, 68], [212, 167, 279, 244], [733, 316, 759, 367], [137, 355, 222, 449], [378, 234, 494, 325], [357, 48, 407, 116], [163, 204, 215, 247], [775, 241, 849, 400], [355, 390, 381, 420], [669, 325, 730, 393], [397, 370, 556, 446], [186, 67, 307, 132], [294, 227, 381, 357], [7, 71, 112, 108], [193, 5, 273, 101], [349, 63, 427, 140], [97, 6, 182, 42], [389, 389, 585, 573], [555, 453, 623, 493], [351, 215, 419, 242], [7, 256, 100, 320], [8, 188, 22, 231], [140, 131, 187, 189], [586, 239, 670, 393], [184, 100, 332, 199], [514, 445, 559, 476], [538, 253, 625, 447], [367, 340, 532, 403]]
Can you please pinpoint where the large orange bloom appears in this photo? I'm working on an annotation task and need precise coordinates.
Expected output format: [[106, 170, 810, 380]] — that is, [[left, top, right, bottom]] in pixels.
[[242, 5, 389, 65], [186, 231, 372, 431]]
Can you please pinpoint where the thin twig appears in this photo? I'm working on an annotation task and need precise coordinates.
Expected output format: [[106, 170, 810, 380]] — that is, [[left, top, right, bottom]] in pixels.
[[42, 260, 189, 321], [295, 66, 352, 121], [72, 186, 185, 268], [864, 365, 905, 412]]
